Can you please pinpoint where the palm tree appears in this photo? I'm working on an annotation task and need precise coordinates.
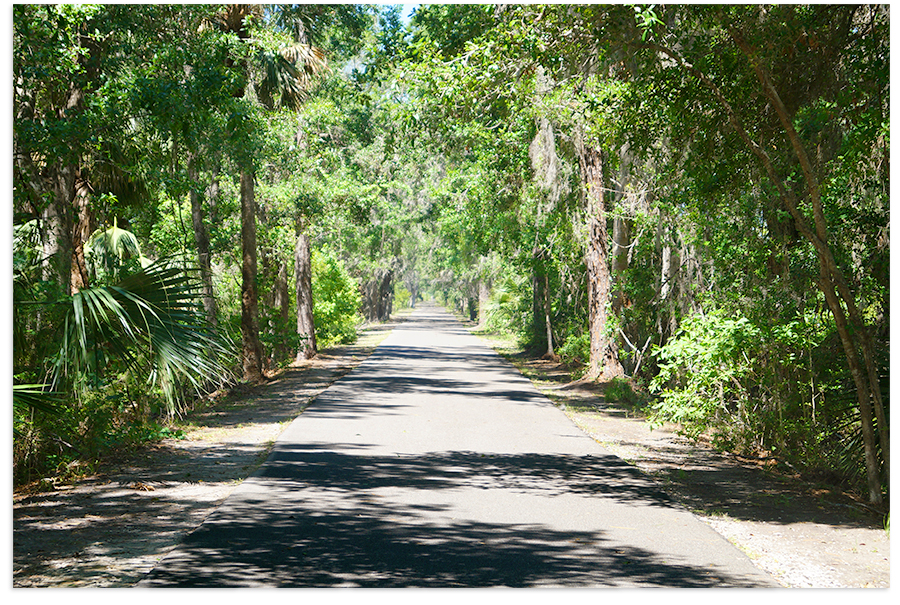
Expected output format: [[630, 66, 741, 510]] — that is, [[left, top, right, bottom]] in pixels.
[[213, 4, 327, 379]]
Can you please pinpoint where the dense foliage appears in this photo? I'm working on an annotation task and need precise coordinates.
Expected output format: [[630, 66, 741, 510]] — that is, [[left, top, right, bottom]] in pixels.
[[13, 4, 889, 506]]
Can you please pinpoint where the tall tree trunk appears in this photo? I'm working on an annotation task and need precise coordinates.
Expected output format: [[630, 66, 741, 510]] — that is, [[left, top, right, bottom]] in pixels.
[[611, 215, 631, 316], [188, 157, 218, 327], [295, 228, 317, 361], [207, 165, 221, 227], [377, 269, 393, 321], [611, 142, 634, 316], [273, 260, 290, 362], [531, 246, 547, 351], [47, 165, 76, 296], [529, 247, 556, 358], [406, 273, 418, 309], [543, 272, 555, 359], [240, 171, 263, 382], [577, 140, 624, 381]]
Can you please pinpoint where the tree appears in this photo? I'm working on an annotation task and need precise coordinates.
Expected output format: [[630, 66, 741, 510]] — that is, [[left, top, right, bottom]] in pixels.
[[212, 4, 328, 376], [13, 4, 154, 296], [636, 5, 889, 503], [295, 228, 317, 359], [576, 135, 625, 380]]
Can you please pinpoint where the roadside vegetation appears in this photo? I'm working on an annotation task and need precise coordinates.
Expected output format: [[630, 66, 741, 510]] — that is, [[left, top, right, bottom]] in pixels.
[[13, 4, 888, 508]]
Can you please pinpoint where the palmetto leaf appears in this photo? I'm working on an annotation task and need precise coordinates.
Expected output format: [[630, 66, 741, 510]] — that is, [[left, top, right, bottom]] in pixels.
[[84, 220, 149, 284], [13, 384, 61, 417], [257, 43, 327, 111], [54, 258, 233, 413]]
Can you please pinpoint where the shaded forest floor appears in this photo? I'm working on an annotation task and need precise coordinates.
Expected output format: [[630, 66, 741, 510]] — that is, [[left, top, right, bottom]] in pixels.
[[13, 309, 890, 588]]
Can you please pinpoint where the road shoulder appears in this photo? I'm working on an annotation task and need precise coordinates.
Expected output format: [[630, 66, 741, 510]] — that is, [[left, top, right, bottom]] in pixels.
[[471, 329, 890, 588]]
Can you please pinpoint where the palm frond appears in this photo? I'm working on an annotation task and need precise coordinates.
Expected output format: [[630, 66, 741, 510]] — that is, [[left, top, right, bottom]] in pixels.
[[84, 221, 147, 284], [53, 258, 234, 413], [215, 4, 263, 36], [257, 43, 327, 111], [13, 384, 62, 417]]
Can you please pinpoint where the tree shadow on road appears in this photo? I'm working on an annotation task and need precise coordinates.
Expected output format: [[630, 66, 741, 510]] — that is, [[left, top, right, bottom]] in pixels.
[[141, 444, 772, 588]]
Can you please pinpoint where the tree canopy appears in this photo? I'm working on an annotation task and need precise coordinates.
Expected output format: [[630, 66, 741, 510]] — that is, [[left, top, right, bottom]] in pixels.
[[12, 4, 889, 505]]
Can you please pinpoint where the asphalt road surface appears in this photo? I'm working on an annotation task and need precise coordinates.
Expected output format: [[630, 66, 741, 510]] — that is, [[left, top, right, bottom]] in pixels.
[[140, 304, 779, 587]]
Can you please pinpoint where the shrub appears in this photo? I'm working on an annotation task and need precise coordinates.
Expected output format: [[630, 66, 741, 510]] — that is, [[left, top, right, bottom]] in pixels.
[[557, 330, 590, 368], [648, 311, 761, 445], [394, 283, 412, 309], [312, 249, 363, 347]]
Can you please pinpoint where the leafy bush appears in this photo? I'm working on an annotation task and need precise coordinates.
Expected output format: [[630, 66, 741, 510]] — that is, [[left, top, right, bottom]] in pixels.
[[394, 283, 412, 309], [480, 272, 531, 338], [649, 311, 762, 445], [557, 330, 590, 368], [605, 377, 643, 406], [312, 249, 363, 347]]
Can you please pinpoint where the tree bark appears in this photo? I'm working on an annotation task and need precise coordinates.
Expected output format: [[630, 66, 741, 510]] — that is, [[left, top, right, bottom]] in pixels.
[[188, 157, 218, 327], [240, 171, 263, 382], [378, 269, 393, 321], [45, 170, 76, 296], [577, 141, 624, 381], [531, 246, 548, 351], [543, 271, 555, 359], [68, 174, 93, 292], [611, 214, 631, 316], [273, 260, 290, 362], [295, 229, 317, 361]]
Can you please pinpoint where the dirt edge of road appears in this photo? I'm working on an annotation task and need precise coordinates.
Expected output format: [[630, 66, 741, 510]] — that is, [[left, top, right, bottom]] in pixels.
[[13, 308, 890, 588], [12, 317, 403, 588]]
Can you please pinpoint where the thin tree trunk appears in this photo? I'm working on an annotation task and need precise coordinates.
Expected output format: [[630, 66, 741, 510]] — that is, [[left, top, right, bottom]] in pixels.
[[240, 170, 263, 382], [295, 229, 317, 361], [273, 260, 290, 362], [728, 29, 888, 504], [611, 215, 631, 315], [188, 157, 218, 327], [611, 142, 633, 316], [378, 269, 393, 321], [532, 246, 547, 350], [207, 166, 220, 227], [543, 272, 555, 359], [69, 174, 93, 293], [407, 274, 418, 309]]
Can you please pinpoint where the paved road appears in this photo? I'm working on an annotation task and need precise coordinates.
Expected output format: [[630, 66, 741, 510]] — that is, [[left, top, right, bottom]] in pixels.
[[140, 304, 778, 587]]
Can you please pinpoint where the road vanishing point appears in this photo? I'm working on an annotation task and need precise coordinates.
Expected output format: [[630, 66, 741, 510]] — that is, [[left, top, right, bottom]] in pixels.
[[140, 304, 779, 587]]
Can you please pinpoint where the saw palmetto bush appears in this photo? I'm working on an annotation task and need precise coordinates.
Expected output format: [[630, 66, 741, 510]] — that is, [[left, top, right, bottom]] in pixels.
[[13, 223, 233, 484], [53, 259, 233, 410]]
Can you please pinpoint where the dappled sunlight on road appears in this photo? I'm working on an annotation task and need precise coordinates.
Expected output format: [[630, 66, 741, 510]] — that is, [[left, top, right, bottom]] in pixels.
[[140, 305, 779, 587]]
